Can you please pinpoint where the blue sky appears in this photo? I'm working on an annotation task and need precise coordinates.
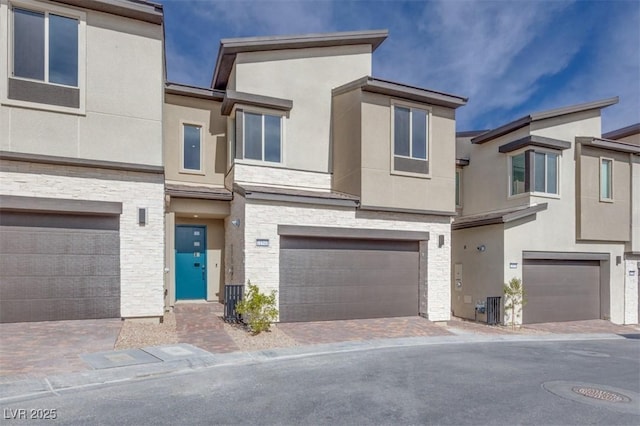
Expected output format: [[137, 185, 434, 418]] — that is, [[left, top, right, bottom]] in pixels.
[[159, 0, 640, 133]]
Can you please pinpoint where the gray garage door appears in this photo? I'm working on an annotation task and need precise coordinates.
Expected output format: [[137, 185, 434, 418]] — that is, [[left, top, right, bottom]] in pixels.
[[0, 212, 120, 323], [523, 259, 600, 324], [279, 236, 419, 322]]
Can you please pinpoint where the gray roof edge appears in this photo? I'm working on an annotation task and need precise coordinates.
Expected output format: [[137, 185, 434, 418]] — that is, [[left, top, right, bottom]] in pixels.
[[473, 97, 619, 145], [452, 203, 547, 230], [332, 76, 468, 109], [52, 0, 163, 24], [219, 29, 389, 51], [576, 137, 640, 154], [602, 123, 640, 140], [165, 82, 225, 101], [221, 90, 293, 116], [498, 135, 572, 153]]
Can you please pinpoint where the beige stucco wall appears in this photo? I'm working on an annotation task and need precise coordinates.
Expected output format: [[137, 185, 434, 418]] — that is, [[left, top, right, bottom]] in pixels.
[[577, 145, 631, 242], [613, 133, 640, 145], [451, 224, 505, 321], [224, 195, 246, 287], [456, 127, 531, 216], [331, 89, 362, 197], [359, 91, 457, 213], [164, 94, 227, 186], [231, 45, 372, 173], [0, 2, 163, 165], [531, 110, 601, 140]]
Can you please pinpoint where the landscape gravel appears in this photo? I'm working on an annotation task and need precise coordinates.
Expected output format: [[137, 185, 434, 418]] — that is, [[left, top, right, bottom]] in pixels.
[[223, 322, 300, 352], [115, 311, 179, 350]]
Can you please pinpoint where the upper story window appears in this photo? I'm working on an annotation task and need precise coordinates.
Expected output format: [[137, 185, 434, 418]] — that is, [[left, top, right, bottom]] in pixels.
[[600, 157, 613, 201], [243, 111, 282, 163], [13, 7, 78, 87], [392, 104, 429, 176], [509, 150, 559, 197], [4, 1, 86, 112], [455, 169, 462, 207], [182, 124, 202, 172]]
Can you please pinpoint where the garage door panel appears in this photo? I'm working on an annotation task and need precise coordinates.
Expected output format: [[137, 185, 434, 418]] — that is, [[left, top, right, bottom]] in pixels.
[[0, 254, 120, 277], [280, 282, 418, 305], [0, 276, 120, 300], [1, 228, 119, 255], [281, 264, 416, 287], [281, 249, 417, 271], [280, 299, 418, 322], [0, 211, 120, 323], [279, 236, 420, 322], [524, 259, 600, 324]]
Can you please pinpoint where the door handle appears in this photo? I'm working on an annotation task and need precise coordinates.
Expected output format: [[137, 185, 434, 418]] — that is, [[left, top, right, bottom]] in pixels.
[[194, 263, 200, 267]]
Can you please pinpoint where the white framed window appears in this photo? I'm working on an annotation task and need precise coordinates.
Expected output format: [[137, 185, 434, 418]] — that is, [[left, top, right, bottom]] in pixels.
[[3, 0, 86, 113], [243, 111, 282, 163], [455, 169, 462, 207], [600, 157, 613, 201], [533, 152, 558, 195], [510, 153, 526, 196], [12, 6, 78, 86], [181, 123, 203, 173], [391, 102, 430, 176], [508, 150, 559, 197]]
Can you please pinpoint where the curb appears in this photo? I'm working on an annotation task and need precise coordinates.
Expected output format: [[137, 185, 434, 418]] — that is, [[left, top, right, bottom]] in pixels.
[[0, 332, 627, 403]]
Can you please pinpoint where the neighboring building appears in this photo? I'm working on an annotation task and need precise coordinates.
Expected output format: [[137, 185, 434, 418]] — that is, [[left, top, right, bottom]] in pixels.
[[452, 100, 639, 325], [162, 30, 467, 322], [0, 0, 165, 322]]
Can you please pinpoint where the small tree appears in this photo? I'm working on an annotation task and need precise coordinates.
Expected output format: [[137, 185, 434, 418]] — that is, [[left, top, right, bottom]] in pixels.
[[235, 281, 278, 334], [503, 277, 527, 329]]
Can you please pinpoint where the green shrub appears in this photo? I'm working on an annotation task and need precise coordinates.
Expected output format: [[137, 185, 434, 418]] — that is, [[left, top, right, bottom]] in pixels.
[[235, 281, 278, 334], [503, 277, 527, 329]]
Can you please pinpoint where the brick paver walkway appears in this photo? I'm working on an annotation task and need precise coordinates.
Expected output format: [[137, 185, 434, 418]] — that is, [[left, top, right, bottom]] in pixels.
[[523, 319, 640, 335], [174, 303, 239, 353], [0, 319, 121, 380], [278, 316, 452, 345]]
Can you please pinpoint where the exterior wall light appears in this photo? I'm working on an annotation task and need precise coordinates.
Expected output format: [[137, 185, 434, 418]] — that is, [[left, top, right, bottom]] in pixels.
[[231, 219, 241, 227], [477, 245, 486, 252]]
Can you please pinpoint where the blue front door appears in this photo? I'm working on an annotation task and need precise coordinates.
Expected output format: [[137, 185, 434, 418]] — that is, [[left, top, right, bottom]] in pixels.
[[175, 226, 206, 300]]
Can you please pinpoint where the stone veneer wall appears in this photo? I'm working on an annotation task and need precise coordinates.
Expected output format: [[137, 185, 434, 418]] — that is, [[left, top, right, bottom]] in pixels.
[[233, 163, 332, 191], [0, 161, 165, 318], [238, 197, 452, 321], [624, 259, 639, 324]]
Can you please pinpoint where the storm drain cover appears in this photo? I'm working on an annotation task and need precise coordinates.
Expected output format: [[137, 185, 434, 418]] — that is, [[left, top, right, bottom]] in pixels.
[[572, 387, 631, 403], [543, 381, 639, 415]]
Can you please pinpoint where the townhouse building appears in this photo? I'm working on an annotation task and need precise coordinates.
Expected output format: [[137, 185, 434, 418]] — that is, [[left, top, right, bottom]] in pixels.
[[452, 99, 639, 325], [0, 0, 165, 322], [163, 31, 467, 322]]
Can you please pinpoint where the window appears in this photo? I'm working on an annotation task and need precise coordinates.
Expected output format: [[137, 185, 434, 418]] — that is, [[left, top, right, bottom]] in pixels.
[[244, 112, 281, 163], [509, 150, 559, 196], [455, 169, 462, 207], [13, 7, 78, 87], [511, 153, 526, 195], [600, 158, 613, 201], [182, 124, 202, 171], [534, 152, 558, 194], [393, 104, 429, 175]]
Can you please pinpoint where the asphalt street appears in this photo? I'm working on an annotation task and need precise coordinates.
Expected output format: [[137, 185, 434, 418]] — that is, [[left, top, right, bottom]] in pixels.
[[2, 338, 639, 425]]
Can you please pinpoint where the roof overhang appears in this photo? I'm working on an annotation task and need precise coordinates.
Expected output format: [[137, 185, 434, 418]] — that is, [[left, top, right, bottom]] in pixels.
[[234, 184, 359, 208], [498, 135, 572, 153], [165, 184, 232, 201], [212, 30, 388, 90], [221, 91, 293, 116], [576, 137, 640, 154], [452, 203, 548, 230], [165, 82, 225, 101], [52, 0, 163, 24], [601, 123, 640, 140], [333, 76, 468, 109], [472, 97, 619, 145]]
